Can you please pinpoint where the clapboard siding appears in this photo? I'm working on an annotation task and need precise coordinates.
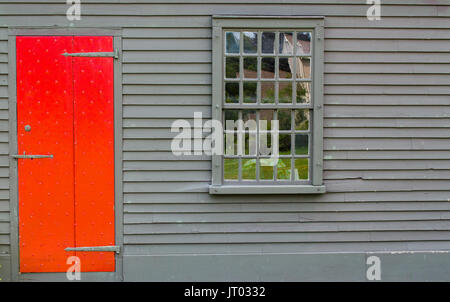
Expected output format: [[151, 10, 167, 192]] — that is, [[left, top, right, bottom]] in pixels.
[[123, 241, 450, 255], [0, 3, 447, 17], [0, 1, 449, 258], [0, 26, 7, 256]]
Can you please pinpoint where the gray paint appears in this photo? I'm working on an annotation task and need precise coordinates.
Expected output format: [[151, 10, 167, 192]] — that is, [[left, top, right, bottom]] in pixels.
[[0, 1, 448, 281], [123, 252, 450, 282], [210, 16, 325, 192]]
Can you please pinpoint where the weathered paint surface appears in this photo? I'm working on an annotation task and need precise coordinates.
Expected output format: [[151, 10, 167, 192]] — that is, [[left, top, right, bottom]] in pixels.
[[0, 1, 449, 280], [16, 36, 75, 272], [16, 36, 115, 272]]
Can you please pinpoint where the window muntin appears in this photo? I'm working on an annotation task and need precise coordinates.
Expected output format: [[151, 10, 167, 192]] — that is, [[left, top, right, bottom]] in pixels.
[[222, 30, 313, 185]]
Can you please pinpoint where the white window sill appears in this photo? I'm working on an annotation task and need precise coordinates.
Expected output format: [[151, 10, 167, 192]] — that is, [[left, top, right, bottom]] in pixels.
[[209, 185, 326, 195]]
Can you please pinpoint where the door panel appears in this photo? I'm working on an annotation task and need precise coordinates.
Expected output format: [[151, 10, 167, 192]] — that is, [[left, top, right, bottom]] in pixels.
[[16, 36, 115, 273], [17, 36, 75, 273], [73, 36, 115, 272]]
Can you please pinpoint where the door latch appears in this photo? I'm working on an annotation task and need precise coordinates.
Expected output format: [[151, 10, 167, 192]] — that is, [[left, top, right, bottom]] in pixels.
[[62, 49, 119, 59], [11, 152, 53, 159], [65, 245, 121, 254]]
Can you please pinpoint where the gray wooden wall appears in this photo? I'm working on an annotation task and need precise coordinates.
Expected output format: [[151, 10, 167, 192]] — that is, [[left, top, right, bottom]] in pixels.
[[1, 0, 450, 268]]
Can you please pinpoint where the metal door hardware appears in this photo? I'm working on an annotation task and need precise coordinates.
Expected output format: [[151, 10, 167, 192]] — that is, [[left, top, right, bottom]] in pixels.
[[65, 245, 121, 254], [62, 49, 119, 59], [11, 152, 53, 159]]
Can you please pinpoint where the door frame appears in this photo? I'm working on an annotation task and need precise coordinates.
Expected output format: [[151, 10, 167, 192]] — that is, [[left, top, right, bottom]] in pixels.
[[7, 27, 123, 282]]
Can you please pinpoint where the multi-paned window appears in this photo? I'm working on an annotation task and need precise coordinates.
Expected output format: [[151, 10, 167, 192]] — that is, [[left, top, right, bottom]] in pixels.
[[210, 16, 325, 194]]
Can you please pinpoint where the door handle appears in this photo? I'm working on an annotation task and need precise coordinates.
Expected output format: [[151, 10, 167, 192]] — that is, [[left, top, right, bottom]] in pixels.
[[11, 152, 53, 159]]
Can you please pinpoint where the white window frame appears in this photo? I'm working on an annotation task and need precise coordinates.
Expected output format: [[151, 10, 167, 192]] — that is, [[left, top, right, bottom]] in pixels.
[[210, 16, 325, 195]]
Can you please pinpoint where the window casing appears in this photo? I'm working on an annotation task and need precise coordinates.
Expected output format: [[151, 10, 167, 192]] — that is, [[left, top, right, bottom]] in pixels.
[[210, 16, 325, 194]]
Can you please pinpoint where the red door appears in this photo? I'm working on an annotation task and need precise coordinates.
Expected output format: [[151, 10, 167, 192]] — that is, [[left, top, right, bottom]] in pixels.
[[16, 36, 115, 273]]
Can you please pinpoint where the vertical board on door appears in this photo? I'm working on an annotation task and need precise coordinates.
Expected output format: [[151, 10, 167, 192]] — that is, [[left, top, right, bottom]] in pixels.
[[16, 36, 115, 273], [73, 36, 115, 272]]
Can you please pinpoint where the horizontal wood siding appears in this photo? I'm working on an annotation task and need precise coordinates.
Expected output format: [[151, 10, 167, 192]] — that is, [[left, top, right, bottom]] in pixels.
[[0, 26, 8, 256], [1, 1, 449, 256]]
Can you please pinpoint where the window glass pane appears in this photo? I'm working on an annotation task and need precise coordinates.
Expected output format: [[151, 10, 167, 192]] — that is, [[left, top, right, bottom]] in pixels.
[[243, 32, 258, 54], [259, 109, 274, 123], [296, 82, 311, 104], [261, 57, 275, 78], [225, 57, 240, 78], [259, 158, 274, 180], [277, 158, 291, 180], [259, 131, 272, 156], [221, 29, 317, 185], [224, 158, 239, 180], [243, 82, 257, 103], [295, 134, 309, 155], [296, 57, 311, 79], [296, 32, 311, 55], [279, 58, 293, 79], [224, 132, 238, 156], [295, 109, 309, 130], [225, 82, 239, 103], [262, 32, 275, 54], [244, 133, 257, 156], [259, 109, 274, 133], [279, 82, 292, 104], [224, 109, 239, 124], [242, 109, 256, 123], [279, 134, 291, 155], [279, 32, 294, 55], [224, 109, 239, 135], [261, 82, 275, 103], [277, 109, 291, 130], [243, 57, 257, 78], [242, 158, 256, 180], [225, 32, 240, 54], [294, 158, 309, 180]]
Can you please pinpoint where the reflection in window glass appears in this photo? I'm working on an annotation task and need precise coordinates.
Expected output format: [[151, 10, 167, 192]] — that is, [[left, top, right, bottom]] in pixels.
[[221, 30, 315, 184], [259, 109, 274, 131], [243, 32, 257, 54], [259, 132, 272, 156], [295, 110, 309, 130], [296, 82, 311, 104], [296, 32, 312, 55], [277, 109, 291, 130], [224, 158, 239, 180], [295, 158, 309, 180], [243, 57, 257, 78], [260, 158, 274, 180], [279, 58, 292, 79], [279, 82, 292, 104], [242, 109, 257, 123], [224, 109, 239, 124], [262, 32, 275, 54], [261, 57, 275, 78], [277, 158, 291, 180], [226, 32, 240, 54], [279, 134, 291, 155], [295, 134, 308, 155], [225, 82, 239, 103], [225, 57, 240, 78], [243, 82, 257, 103], [295, 57, 311, 79], [279, 32, 294, 55], [244, 133, 257, 156], [261, 82, 275, 104], [242, 159, 256, 180], [224, 132, 238, 156]]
